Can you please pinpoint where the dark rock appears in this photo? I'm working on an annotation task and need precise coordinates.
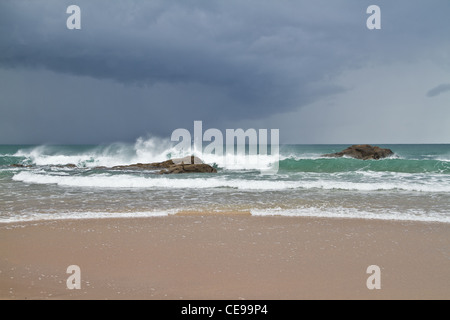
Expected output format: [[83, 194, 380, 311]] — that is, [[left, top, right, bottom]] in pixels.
[[54, 164, 77, 168], [322, 145, 394, 160], [111, 160, 176, 170], [112, 163, 165, 170], [110, 156, 216, 174], [159, 163, 217, 174], [171, 156, 203, 165], [10, 164, 32, 168]]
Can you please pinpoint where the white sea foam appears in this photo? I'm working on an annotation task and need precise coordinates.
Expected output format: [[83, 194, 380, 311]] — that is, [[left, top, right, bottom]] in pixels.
[[436, 156, 450, 162], [251, 207, 450, 223], [1, 205, 448, 224], [0, 210, 177, 224], [13, 138, 176, 168], [12, 171, 450, 192], [1, 207, 447, 224], [13, 137, 279, 171], [12, 171, 298, 190]]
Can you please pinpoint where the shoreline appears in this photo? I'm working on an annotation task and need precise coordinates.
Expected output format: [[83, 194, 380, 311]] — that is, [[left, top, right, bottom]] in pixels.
[[1, 214, 449, 300], [1, 209, 449, 225]]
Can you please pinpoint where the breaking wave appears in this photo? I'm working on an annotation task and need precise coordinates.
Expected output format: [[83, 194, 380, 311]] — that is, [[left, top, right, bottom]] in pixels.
[[12, 170, 450, 192]]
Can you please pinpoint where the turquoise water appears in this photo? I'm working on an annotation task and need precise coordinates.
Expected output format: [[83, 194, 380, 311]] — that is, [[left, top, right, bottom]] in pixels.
[[1, 143, 449, 223]]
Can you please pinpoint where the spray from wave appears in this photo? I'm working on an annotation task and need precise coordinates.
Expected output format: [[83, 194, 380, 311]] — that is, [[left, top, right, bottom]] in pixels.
[[13, 137, 181, 168], [12, 136, 280, 171]]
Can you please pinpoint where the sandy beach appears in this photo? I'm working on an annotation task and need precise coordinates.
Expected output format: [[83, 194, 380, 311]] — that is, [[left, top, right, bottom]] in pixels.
[[1, 214, 449, 300]]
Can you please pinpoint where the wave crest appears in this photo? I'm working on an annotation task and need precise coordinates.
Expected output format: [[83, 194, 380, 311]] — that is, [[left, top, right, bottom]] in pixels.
[[12, 171, 450, 192]]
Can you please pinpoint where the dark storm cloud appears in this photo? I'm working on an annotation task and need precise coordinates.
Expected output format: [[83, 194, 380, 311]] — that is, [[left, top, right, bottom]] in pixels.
[[0, 0, 449, 143], [427, 84, 450, 98], [0, 0, 357, 118]]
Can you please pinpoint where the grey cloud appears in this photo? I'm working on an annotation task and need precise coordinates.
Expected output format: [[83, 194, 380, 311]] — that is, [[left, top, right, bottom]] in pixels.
[[427, 84, 450, 98], [1, 0, 449, 144], [0, 1, 395, 118]]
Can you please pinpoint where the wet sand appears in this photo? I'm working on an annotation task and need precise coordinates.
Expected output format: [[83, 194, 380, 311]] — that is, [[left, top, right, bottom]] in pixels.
[[0, 215, 449, 300]]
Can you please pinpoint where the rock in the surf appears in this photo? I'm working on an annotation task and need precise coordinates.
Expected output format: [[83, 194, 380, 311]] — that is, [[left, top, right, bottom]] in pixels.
[[322, 145, 394, 160], [111, 156, 217, 174], [112, 161, 174, 170], [10, 164, 33, 168], [159, 163, 217, 174], [171, 155, 204, 165]]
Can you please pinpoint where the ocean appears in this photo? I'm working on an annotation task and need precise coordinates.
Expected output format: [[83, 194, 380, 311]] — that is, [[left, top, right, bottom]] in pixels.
[[1, 141, 449, 223]]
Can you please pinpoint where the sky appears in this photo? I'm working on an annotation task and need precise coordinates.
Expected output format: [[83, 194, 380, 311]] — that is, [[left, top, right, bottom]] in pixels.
[[0, 0, 449, 144]]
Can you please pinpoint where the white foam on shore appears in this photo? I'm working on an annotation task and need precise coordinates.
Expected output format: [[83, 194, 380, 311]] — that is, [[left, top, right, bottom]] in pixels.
[[2, 207, 448, 224], [250, 207, 450, 224], [0, 210, 177, 224]]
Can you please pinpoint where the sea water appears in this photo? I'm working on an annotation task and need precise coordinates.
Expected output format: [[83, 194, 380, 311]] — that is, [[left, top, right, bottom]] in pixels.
[[1, 141, 449, 223]]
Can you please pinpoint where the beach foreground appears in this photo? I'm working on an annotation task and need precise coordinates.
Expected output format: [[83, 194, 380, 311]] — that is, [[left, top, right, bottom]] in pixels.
[[1, 215, 449, 300]]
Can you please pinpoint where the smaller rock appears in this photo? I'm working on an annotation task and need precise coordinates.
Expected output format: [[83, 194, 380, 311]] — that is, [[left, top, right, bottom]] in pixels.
[[322, 145, 394, 160]]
